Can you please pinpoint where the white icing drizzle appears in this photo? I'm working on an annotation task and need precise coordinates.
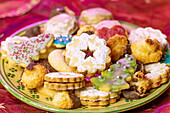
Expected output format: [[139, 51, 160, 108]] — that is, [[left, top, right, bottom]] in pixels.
[[95, 20, 121, 29], [8, 33, 53, 66]]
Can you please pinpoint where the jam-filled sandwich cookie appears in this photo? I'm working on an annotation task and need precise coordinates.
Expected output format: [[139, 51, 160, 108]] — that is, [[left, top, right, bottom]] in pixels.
[[7, 33, 54, 67], [52, 35, 72, 48], [44, 13, 78, 36], [44, 72, 85, 90], [129, 27, 168, 50], [75, 87, 121, 106], [1, 36, 29, 60], [20, 63, 48, 89], [145, 62, 170, 88], [64, 33, 111, 77], [79, 7, 113, 25]]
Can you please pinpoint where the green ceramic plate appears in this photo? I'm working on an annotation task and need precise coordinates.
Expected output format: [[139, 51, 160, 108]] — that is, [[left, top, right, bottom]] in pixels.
[[0, 20, 169, 113]]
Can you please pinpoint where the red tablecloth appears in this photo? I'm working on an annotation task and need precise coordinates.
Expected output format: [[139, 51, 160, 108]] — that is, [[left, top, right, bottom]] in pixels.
[[0, 0, 170, 113]]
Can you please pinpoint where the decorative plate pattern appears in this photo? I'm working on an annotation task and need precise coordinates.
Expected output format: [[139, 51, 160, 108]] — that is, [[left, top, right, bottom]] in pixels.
[[0, 20, 169, 113]]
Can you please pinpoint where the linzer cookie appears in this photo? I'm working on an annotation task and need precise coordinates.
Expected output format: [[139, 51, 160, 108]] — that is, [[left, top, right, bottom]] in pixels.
[[145, 62, 170, 88], [44, 72, 85, 90], [8, 33, 54, 67], [75, 87, 121, 106], [64, 33, 111, 77]]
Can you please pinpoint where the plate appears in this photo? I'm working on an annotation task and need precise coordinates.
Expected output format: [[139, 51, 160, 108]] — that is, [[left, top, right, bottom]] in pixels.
[[0, 20, 169, 113]]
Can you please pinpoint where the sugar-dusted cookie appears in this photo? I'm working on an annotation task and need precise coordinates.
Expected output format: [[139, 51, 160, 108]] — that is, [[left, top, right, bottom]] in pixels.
[[8, 33, 54, 67], [37, 86, 61, 97], [91, 54, 137, 92], [44, 72, 85, 90], [52, 35, 72, 48], [131, 38, 163, 64], [75, 87, 121, 106], [107, 34, 128, 62], [44, 13, 78, 36], [1, 36, 29, 59], [48, 49, 76, 72], [64, 33, 111, 77], [79, 7, 113, 25], [129, 27, 168, 50], [53, 91, 81, 109], [144, 62, 170, 88], [20, 63, 48, 89]]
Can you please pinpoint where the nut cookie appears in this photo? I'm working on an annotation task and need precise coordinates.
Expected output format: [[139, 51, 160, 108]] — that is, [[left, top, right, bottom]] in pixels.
[[44, 72, 85, 90], [144, 62, 170, 88], [75, 87, 121, 106], [8, 33, 54, 67], [64, 33, 111, 77]]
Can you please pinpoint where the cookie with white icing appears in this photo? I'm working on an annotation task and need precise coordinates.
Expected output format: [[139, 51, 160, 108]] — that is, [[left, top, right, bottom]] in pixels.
[[95, 20, 121, 30], [79, 7, 113, 25], [129, 27, 168, 50], [64, 33, 111, 77], [75, 87, 121, 106], [144, 62, 170, 88], [44, 13, 78, 37], [8, 33, 54, 67], [44, 72, 85, 90]]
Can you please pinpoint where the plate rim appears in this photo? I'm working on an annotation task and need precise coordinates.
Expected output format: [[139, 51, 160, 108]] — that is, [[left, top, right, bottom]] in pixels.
[[0, 20, 169, 113]]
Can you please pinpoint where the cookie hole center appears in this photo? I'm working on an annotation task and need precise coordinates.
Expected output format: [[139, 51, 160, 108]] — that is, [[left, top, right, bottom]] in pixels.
[[81, 47, 94, 59]]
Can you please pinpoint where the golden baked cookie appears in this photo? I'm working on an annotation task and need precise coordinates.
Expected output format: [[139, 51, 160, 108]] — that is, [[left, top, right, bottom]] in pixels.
[[48, 49, 76, 72], [44, 13, 78, 36], [145, 62, 170, 88], [77, 25, 97, 36], [129, 27, 168, 50], [20, 63, 48, 89], [131, 38, 163, 64], [39, 46, 56, 59], [129, 71, 150, 94], [53, 91, 81, 109], [44, 72, 85, 90], [107, 34, 128, 62], [64, 33, 111, 77], [75, 87, 121, 106], [37, 86, 61, 97], [8, 33, 54, 67], [79, 7, 113, 25]]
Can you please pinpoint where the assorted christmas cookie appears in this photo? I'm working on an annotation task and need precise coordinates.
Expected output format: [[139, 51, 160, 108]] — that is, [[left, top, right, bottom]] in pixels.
[[77, 25, 97, 36], [64, 33, 111, 77], [79, 7, 113, 25], [44, 72, 85, 90], [44, 13, 78, 36], [129, 27, 168, 50], [8, 33, 54, 67], [95, 20, 121, 30], [20, 63, 48, 89], [91, 54, 137, 92], [107, 34, 128, 62], [52, 35, 72, 48], [25, 26, 41, 37], [1, 36, 29, 59], [144, 62, 170, 88], [75, 87, 121, 106], [131, 38, 163, 64]]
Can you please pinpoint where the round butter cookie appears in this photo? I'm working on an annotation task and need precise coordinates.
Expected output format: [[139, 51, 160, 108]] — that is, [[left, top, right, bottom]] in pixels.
[[79, 7, 113, 25], [44, 72, 85, 90], [44, 13, 78, 36], [129, 27, 168, 50], [64, 33, 111, 77]]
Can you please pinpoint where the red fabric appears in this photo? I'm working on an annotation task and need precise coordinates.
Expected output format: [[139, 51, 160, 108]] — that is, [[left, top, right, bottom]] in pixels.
[[0, 0, 170, 112]]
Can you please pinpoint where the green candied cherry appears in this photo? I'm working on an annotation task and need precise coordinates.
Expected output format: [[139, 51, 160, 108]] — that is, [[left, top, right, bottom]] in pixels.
[[91, 54, 137, 92]]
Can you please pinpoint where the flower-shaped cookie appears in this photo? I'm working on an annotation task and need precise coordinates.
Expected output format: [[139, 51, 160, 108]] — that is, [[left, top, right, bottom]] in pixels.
[[129, 27, 167, 50], [64, 33, 111, 77]]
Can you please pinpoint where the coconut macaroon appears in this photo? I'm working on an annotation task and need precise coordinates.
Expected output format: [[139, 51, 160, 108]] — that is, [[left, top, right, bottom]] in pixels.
[[79, 7, 113, 25], [129, 27, 168, 50], [44, 13, 78, 36]]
